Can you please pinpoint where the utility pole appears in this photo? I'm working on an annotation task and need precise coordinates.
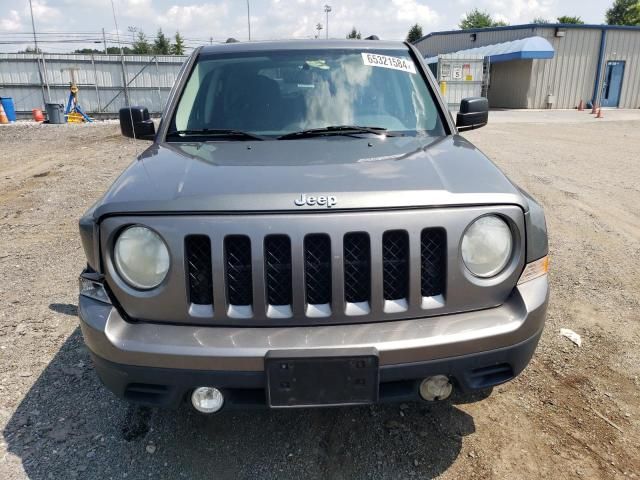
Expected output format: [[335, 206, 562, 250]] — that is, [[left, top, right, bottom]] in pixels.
[[128, 26, 137, 48], [28, 0, 48, 106], [28, 0, 39, 53], [324, 5, 332, 39], [102, 28, 108, 54], [247, 0, 251, 40], [110, 0, 130, 107]]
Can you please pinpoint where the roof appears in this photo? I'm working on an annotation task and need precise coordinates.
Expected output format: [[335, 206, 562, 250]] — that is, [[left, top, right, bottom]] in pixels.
[[200, 39, 408, 54], [424, 36, 554, 64], [415, 23, 640, 44]]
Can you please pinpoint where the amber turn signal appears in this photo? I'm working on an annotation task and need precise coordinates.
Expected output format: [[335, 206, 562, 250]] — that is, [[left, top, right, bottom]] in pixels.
[[518, 256, 549, 285]]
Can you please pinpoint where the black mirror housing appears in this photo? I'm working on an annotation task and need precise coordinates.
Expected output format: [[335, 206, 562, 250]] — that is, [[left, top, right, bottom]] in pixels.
[[456, 97, 489, 132], [119, 106, 156, 140]]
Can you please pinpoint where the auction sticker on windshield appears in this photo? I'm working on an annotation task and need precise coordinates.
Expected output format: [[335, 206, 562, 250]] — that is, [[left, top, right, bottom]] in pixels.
[[361, 53, 416, 74]]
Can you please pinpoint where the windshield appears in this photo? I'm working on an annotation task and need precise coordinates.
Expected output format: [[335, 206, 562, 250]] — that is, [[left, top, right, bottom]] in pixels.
[[170, 48, 446, 140]]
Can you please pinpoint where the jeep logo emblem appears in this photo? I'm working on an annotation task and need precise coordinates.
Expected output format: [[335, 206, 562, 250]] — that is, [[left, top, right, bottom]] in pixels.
[[294, 194, 337, 208]]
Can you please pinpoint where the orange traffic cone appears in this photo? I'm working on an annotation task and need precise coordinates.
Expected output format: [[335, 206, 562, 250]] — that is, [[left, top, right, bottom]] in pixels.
[[0, 104, 8, 124], [577, 100, 584, 111], [32, 109, 45, 122], [596, 108, 604, 119]]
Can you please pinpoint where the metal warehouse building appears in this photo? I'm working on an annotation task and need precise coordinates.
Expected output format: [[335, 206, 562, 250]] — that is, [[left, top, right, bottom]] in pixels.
[[414, 24, 640, 109]]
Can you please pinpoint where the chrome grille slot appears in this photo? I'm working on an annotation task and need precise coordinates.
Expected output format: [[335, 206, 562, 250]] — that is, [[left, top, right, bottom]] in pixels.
[[225, 235, 253, 318], [264, 235, 293, 318], [304, 234, 332, 317], [185, 235, 213, 307], [382, 230, 410, 313], [344, 232, 371, 316], [420, 228, 446, 310], [421, 228, 446, 296], [343, 233, 370, 303]]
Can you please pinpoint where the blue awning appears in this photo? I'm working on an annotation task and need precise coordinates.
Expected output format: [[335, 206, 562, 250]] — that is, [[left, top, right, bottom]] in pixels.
[[424, 36, 554, 64]]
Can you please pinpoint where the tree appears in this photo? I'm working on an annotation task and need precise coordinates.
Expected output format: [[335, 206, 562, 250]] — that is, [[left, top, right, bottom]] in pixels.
[[19, 46, 43, 54], [153, 28, 171, 55], [633, 3, 640, 23], [346, 27, 361, 39], [107, 46, 133, 54], [171, 32, 186, 55], [606, 0, 640, 25], [556, 15, 585, 24], [406, 23, 423, 43], [532, 17, 551, 24], [459, 9, 508, 29], [132, 31, 151, 54], [74, 48, 102, 54]]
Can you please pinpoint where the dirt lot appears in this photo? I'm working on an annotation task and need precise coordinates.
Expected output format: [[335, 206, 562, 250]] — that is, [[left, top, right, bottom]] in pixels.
[[0, 114, 639, 479]]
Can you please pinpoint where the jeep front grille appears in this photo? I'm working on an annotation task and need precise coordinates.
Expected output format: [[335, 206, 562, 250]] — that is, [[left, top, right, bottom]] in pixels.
[[185, 228, 446, 323], [105, 207, 526, 327]]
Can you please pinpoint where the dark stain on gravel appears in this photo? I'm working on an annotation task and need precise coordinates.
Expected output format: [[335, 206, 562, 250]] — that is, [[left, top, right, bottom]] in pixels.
[[121, 406, 153, 442]]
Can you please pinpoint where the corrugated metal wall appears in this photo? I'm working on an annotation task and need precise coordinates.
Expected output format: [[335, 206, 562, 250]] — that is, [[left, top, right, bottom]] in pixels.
[[604, 30, 640, 108], [528, 27, 601, 109], [487, 60, 532, 108], [415, 26, 640, 109], [0, 53, 187, 114]]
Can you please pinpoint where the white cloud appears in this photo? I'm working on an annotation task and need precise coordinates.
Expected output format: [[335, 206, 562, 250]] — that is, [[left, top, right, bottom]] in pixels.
[[485, 0, 555, 23], [27, 0, 63, 24], [393, 0, 440, 24], [156, 3, 230, 31], [121, 0, 154, 19], [0, 10, 22, 32], [258, 0, 441, 40]]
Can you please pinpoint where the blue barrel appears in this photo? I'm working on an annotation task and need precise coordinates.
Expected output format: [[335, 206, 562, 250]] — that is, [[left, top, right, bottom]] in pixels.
[[0, 97, 17, 122]]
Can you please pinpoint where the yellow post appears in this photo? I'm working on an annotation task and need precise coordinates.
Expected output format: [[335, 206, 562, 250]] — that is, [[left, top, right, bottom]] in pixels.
[[440, 81, 447, 96]]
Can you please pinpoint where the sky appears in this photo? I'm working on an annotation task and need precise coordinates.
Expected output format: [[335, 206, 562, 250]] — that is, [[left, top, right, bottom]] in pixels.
[[0, 0, 615, 52]]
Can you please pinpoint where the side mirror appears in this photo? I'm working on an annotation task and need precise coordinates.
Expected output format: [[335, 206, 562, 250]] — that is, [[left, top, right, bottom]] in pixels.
[[119, 106, 155, 140], [456, 97, 489, 132]]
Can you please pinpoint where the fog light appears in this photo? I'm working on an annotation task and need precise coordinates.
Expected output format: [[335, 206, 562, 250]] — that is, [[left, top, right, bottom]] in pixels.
[[419, 375, 453, 401], [191, 387, 224, 413]]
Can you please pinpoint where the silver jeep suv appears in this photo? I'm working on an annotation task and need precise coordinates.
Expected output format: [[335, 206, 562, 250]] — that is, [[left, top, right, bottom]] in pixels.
[[78, 40, 549, 412]]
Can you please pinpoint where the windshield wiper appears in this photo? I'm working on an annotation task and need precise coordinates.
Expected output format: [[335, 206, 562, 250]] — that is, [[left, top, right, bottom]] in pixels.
[[166, 128, 266, 141], [277, 125, 397, 140]]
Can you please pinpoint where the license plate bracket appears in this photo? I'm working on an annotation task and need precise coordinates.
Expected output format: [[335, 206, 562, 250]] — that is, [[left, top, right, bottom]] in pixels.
[[266, 348, 379, 408]]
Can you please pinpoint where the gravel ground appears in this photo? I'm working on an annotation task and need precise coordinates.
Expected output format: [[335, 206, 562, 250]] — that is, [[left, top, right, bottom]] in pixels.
[[0, 114, 639, 479]]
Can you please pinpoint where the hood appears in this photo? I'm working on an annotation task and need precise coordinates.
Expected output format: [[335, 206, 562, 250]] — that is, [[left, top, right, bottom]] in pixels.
[[92, 135, 526, 219]]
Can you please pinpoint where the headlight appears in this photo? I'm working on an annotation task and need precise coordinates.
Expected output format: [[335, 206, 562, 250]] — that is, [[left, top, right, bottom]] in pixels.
[[114, 226, 170, 290], [461, 215, 513, 278]]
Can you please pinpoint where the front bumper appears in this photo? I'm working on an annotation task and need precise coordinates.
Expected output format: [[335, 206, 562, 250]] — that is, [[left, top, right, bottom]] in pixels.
[[79, 275, 548, 408]]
